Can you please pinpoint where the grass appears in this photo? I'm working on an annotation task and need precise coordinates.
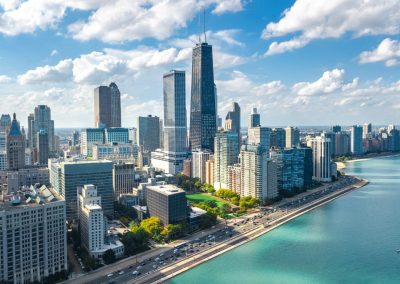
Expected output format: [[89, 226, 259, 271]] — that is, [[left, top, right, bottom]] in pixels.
[[186, 193, 228, 208]]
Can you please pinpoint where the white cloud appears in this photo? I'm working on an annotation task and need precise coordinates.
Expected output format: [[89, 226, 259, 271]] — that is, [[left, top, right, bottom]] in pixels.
[[0, 75, 12, 83], [359, 38, 400, 67], [68, 0, 247, 43], [211, 0, 245, 15], [50, 49, 58, 56], [292, 69, 351, 96], [17, 59, 73, 85], [262, 0, 400, 54]]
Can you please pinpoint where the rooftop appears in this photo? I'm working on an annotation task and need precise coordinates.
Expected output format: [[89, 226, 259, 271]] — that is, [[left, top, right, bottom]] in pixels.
[[147, 184, 185, 196], [0, 185, 63, 211]]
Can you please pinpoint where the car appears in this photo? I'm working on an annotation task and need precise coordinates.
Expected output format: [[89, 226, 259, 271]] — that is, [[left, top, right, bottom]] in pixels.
[[155, 257, 160, 262], [159, 253, 165, 257], [132, 270, 139, 276], [174, 249, 179, 254], [118, 271, 125, 275], [107, 273, 113, 277], [153, 265, 157, 269]]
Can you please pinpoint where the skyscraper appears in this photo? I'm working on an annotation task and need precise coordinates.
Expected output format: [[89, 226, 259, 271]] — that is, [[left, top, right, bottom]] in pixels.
[[163, 70, 187, 153], [189, 42, 216, 151], [94, 83, 121, 128], [6, 113, 25, 170], [363, 123, 372, 138], [225, 102, 241, 151], [248, 108, 260, 128], [351, 125, 363, 155], [308, 135, 332, 182], [213, 132, 239, 189], [192, 149, 211, 183], [37, 129, 49, 165], [137, 115, 160, 152], [271, 128, 286, 148], [30, 105, 55, 152], [0, 114, 11, 132], [248, 126, 272, 151], [27, 113, 34, 147], [332, 125, 341, 133], [240, 144, 278, 201], [285, 126, 300, 148]]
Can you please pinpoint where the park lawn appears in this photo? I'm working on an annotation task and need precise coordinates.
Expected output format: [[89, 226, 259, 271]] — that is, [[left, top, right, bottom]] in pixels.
[[186, 193, 228, 208]]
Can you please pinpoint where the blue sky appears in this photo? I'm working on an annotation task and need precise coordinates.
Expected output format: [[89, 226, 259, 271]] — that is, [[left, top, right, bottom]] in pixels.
[[0, 0, 399, 128]]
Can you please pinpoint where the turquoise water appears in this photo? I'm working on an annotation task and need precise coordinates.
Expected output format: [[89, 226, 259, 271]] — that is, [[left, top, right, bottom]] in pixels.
[[168, 156, 400, 284]]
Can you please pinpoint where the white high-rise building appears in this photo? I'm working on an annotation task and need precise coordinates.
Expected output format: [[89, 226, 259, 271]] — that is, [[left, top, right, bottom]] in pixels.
[[240, 144, 278, 201], [0, 185, 67, 283], [78, 185, 124, 260], [192, 149, 212, 183], [214, 132, 239, 189], [80, 128, 104, 156], [285, 126, 300, 148], [308, 134, 332, 182], [247, 126, 272, 151]]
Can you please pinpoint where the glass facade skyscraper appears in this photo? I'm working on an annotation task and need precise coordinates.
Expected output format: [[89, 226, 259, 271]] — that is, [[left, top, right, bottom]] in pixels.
[[189, 42, 217, 151], [163, 70, 186, 153], [94, 83, 121, 128]]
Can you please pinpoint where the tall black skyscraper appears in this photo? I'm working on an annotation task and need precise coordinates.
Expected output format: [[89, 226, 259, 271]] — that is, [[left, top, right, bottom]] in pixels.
[[94, 82, 121, 128], [189, 42, 216, 151]]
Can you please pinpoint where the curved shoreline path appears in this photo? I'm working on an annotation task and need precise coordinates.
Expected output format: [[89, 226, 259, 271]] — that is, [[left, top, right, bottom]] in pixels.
[[164, 156, 400, 284], [138, 178, 367, 284]]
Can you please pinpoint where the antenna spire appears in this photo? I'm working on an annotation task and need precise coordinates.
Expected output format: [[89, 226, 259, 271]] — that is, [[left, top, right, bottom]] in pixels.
[[203, 8, 207, 43], [197, 12, 201, 43]]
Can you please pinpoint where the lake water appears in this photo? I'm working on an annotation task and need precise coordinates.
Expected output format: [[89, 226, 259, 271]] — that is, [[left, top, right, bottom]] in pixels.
[[167, 156, 400, 284]]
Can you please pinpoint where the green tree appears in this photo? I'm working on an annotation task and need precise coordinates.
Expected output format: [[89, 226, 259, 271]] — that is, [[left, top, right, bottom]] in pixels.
[[140, 217, 163, 241], [121, 229, 150, 256], [161, 224, 184, 241], [203, 199, 218, 208], [230, 196, 240, 206], [102, 249, 116, 264], [219, 203, 231, 218], [198, 212, 217, 229], [239, 196, 259, 211]]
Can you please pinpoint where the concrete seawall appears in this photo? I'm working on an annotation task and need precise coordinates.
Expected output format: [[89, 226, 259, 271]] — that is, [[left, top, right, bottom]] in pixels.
[[144, 178, 369, 284]]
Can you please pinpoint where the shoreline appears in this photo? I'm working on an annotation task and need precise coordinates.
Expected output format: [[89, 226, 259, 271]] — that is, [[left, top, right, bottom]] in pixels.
[[336, 152, 400, 169], [135, 177, 369, 284]]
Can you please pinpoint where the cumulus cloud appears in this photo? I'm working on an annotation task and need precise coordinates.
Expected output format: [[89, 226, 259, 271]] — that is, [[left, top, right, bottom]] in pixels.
[[17, 59, 73, 85], [0, 0, 246, 41], [17, 30, 246, 85], [262, 0, 400, 55], [50, 49, 58, 56], [359, 38, 400, 67], [292, 69, 355, 96], [0, 75, 12, 83]]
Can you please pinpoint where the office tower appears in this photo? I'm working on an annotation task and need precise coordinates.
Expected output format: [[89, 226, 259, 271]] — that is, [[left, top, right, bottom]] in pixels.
[[151, 70, 188, 175], [37, 129, 49, 165], [248, 126, 272, 151], [49, 159, 114, 220], [332, 125, 341, 133], [30, 105, 55, 152], [104, 127, 129, 144], [225, 102, 241, 151], [159, 119, 164, 150], [271, 128, 286, 148], [0, 152, 6, 170], [189, 41, 217, 151], [92, 143, 135, 161], [363, 123, 372, 138], [78, 185, 124, 259], [113, 162, 135, 199], [0, 185, 67, 283], [351, 125, 363, 155], [205, 158, 214, 185], [335, 132, 350, 155], [248, 108, 260, 128], [6, 113, 25, 170], [163, 70, 186, 152], [308, 136, 332, 182], [388, 128, 400, 151], [137, 115, 160, 152], [299, 147, 313, 187], [27, 113, 34, 147], [217, 116, 222, 129], [72, 130, 80, 146], [323, 131, 336, 156], [213, 132, 239, 189], [0, 114, 11, 132], [80, 128, 104, 156], [270, 148, 305, 191], [192, 150, 211, 183], [240, 144, 278, 201], [146, 184, 187, 225], [109, 82, 121, 127], [94, 83, 121, 128], [285, 126, 300, 148]]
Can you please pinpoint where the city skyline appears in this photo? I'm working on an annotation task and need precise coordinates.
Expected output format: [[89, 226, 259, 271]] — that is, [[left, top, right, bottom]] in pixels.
[[0, 1, 399, 127]]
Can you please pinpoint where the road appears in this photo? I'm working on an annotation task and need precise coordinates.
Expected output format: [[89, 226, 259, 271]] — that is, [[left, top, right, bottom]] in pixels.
[[64, 175, 361, 284]]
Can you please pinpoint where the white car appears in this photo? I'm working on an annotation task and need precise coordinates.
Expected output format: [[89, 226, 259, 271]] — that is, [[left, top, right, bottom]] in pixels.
[[107, 273, 113, 277], [132, 270, 139, 276], [118, 271, 124, 275]]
